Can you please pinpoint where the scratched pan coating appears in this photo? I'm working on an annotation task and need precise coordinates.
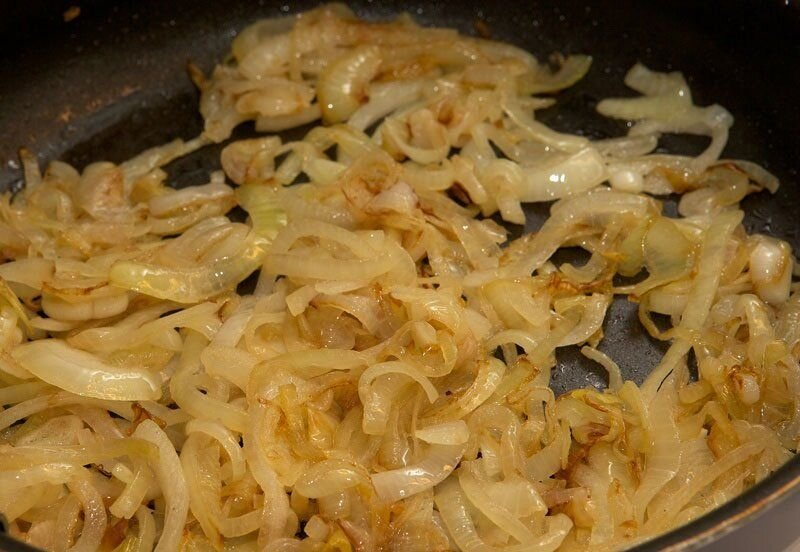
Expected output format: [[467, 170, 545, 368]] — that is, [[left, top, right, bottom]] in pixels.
[[0, 1, 798, 550]]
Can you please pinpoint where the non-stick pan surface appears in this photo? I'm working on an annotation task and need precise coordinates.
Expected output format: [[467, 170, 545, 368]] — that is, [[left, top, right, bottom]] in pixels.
[[0, 0, 798, 550]]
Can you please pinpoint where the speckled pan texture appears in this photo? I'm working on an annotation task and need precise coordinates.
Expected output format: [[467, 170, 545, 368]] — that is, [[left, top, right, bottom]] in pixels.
[[0, 1, 798, 550]]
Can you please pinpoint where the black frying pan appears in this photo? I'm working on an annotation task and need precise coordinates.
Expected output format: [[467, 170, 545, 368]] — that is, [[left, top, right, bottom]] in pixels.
[[0, 0, 798, 550]]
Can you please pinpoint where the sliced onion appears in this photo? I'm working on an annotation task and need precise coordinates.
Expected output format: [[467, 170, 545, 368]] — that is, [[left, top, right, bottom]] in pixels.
[[264, 249, 400, 281], [581, 346, 624, 391], [180, 432, 223, 546], [238, 33, 294, 80], [11, 340, 161, 401], [643, 210, 743, 395], [235, 185, 288, 241], [132, 419, 190, 552], [171, 333, 249, 433], [458, 464, 537, 544], [504, 103, 590, 153], [371, 443, 465, 502], [0, 258, 53, 290], [110, 458, 154, 520], [519, 148, 607, 202], [186, 418, 247, 481], [255, 104, 322, 133], [435, 478, 572, 552], [244, 403, 293, 546], [41, 285, 129, 322], [521, 54, 592, 94], [294, 459, 370, 498], [556, 293, 611, 346], [633, 381, 681, 524], [318, 45, 382, 124], [109, 234, 266, 303], [415, 420, 469, 445], [749, 236, 793, 306], [349, 79, 426, 131], [359, 360, 439, 435], [422, 358, 506, 424], [717, 159, 779, 194], [67, 473, 107, 552], [148, 181, 234, 217], [0, 9, 795, 549]]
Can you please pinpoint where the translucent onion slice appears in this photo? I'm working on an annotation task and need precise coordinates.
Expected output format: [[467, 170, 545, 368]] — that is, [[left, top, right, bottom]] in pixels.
[[749, 236, 793, 306], [133, 420, 190, 552], [66, 474, 107, 552], [41, 285, 129, 322], [0, 258, 54, 290], [294, 459, 370, 499], [435, 478, 573, 552], [264, 249, 401, 282], [235, 184, 288, 242], [519, 147, 607, 202], [148, 181, 234, 217], [233, 17, 295, 69], [633, 381, 681, 524], [520, 54, 592, 95], [109, 234, 266, 303], [458, 464, 537, 544], [371, 443, 466, 502], [318, 45, 382, 124], [110, 458, 154, 520], [1, 439, 157, 473], [11, 340, 161, 401], [415, 420, 469, 445]]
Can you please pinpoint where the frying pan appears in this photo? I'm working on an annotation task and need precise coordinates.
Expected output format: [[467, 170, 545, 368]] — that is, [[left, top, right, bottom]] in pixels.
[[0, 0, 798, 550]]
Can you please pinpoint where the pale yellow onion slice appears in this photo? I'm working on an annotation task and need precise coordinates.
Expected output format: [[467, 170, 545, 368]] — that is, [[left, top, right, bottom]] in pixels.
[[109, 235, 266, 303], [642, 209, 744, 397], [520, 54, 592, 95], [255, 104, 322, 134], [415, 420, 469, 445], [12, 340, 161, 401], [66, 474, 107, 552], [180, 433, 223, 546], [238, 33, 294, 80], [718, 159, 779, 194], [371, 443, 466, 502], [294, 459, 371, 499], [458, 463, 537, 544], [504, 102, 590, 153], [0, 277, 33, 332], [421, 358, 506, 425], [348, 79, 426, 131], [230, 14, 294, 61], [581, 346, 624, 391], [0, 258, 54, 290], [264, 249, 401, 282], [41, 285, 129, 322], [318, 45, 382, 124], [359, 360, 439, 435], [235, 185, 288, 242], [109, 458, 155, 520], [519, 147, 607, 202], [133, 420, 190, 552], [149, 181, 234, 217], [435, 478, 573, 552], [632, 379, 681, 524], [749, 236, 793, 306]]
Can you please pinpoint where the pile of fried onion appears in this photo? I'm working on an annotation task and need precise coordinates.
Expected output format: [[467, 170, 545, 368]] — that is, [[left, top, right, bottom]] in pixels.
[[0, 5, 797, 551]]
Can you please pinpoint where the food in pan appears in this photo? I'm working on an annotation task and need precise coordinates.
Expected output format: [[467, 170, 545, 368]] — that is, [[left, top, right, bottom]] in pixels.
[[0, 5, 796, 551]]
